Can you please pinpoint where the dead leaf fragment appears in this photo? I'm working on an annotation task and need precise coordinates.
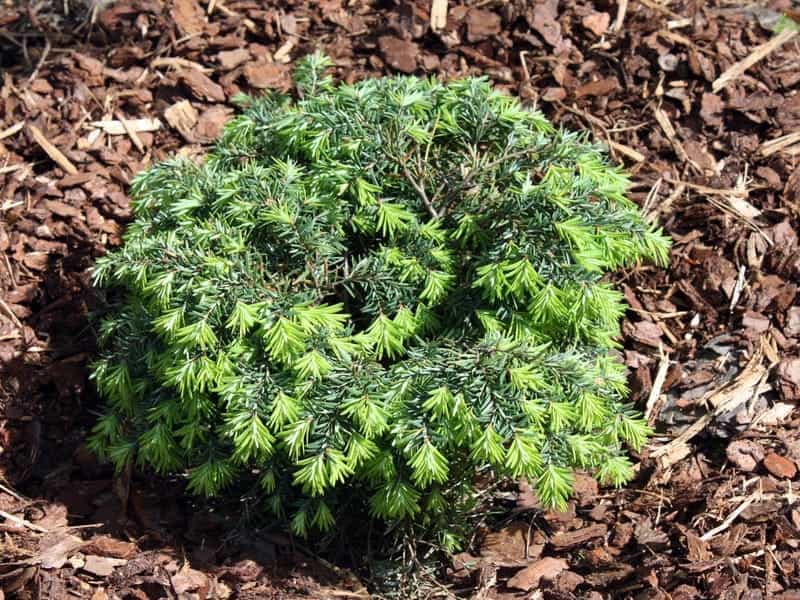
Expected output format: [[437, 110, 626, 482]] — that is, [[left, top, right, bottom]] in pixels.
[[634, 519, 669, 549]]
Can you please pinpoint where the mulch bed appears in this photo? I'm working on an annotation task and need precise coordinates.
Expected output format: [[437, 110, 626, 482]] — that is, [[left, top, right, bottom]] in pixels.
[[1, 0, 799, 598]]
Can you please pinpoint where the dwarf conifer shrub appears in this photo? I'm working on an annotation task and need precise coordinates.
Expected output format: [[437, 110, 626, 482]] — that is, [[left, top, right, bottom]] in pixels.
[[89, 54, 670, 546]]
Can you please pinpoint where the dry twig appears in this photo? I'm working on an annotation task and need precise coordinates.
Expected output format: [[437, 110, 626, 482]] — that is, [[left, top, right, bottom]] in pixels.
[[612, 0, 628, 32], [650, 347, 768, 469], [0, 121, 25, 140], [760, 131, 800, 157], [712, 29, 798, 93], [90, 118, 162, 135], [114, 111, 145, 153], [644, 347, 669, 425], [0, 509, 49, 533], [28, 124, 78, 175], [700, 491, 759, 541]]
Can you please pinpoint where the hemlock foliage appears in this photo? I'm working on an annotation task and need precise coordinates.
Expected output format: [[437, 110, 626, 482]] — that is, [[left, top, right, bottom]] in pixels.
[[89, 53, 670, 547]]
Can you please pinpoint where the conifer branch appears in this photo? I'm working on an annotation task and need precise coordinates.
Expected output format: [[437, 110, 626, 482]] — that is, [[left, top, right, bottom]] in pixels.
[[402, 166, 439, 219], [89, 53, 671, 547]]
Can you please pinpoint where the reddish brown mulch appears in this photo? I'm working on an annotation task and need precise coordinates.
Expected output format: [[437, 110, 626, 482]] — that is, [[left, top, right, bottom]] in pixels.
[[1, 0, 800, 598]]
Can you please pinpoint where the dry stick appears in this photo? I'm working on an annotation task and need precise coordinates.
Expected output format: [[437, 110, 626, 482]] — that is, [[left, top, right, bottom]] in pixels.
[[0, 297, 22, 328], [0, 479, 27, 502], [557, 102, 643, 162], [28, 124, 78, 175], [729, 264, 747, 312], [638, 0, 682, 19], [653, 107, 702, 173], [0, 509, 49, 533], [760, 130, 800, 157], [642, 177, 662, 214], [607, 139, 645, 162], [150, 56, 213, 73], [650, 347, 767, 469], [644, 347, 669, 425], [519, 50, 531, 83], [114, 110, 145, 153], [2, 250, 17, 288], [91, 118, 162, 135], [712, 29, 799, 93], [26, 36, 51, 85], [430, 0, 448, 32], [0, 164, 27, 175], [403, 167, 439, 218], [0, 121, 25, 140], [700, 491, 759, 541], [612, 0, 629, 32], [658, 181, 685, 218]]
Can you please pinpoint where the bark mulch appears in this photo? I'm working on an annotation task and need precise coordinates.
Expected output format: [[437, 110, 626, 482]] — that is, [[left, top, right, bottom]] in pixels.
[[1, 0, 799, 598]]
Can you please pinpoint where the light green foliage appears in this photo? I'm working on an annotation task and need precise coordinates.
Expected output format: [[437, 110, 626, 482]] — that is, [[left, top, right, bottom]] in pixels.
[[89, 53, 670, 547]]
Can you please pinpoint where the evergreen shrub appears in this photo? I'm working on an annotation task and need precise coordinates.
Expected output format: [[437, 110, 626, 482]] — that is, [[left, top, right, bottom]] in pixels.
[[89, 54, 670, 546]]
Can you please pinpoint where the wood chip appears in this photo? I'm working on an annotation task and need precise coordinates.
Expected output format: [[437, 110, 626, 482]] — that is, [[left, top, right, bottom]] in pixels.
[[273, 37, 295, 63], [164, 100, 199, 142], [507, 557, 569, 592], [550, 524, 608, 548], [712, 29, 799, 93], [151, 57, 213, 73], [83, 555, 128, 577], [90, 118, 162, 135], [430, 0, 448, 31], [28, 124, 78, 175], [180, 69, 226, 102]]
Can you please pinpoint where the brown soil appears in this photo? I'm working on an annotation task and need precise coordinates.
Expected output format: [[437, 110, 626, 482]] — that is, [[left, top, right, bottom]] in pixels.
[[1, 0, 799, 598]]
